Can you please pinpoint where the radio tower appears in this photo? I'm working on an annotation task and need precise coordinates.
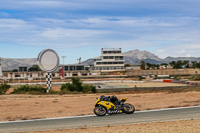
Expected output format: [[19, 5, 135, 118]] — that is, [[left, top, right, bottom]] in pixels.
[[77, 57, 81, 64]]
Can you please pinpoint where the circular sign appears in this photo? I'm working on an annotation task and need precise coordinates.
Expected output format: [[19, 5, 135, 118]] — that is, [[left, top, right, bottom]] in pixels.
[[37, 49, 60, 72]]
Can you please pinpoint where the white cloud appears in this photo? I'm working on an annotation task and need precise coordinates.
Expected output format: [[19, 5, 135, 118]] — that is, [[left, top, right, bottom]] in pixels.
[[0, 15, 200, 58], [0, 19, 27, 29], [0, 12, 10, 17], [182, 44, 200, 49], [186, 54, 191, 57], [0, 0, 84, 10], [39, 28, 108, 40], [156, 49, 165, 53]]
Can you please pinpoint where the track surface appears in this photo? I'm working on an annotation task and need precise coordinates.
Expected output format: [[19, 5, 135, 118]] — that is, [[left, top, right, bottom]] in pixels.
[[0, 106, 200, 133]]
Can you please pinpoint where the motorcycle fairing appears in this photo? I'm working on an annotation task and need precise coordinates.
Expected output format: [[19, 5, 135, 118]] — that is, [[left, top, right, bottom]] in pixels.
[[95, 99, 116, 110]]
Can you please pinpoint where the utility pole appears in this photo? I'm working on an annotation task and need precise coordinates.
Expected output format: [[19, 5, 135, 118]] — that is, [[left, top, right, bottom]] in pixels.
[[61, 56, 66, 78]]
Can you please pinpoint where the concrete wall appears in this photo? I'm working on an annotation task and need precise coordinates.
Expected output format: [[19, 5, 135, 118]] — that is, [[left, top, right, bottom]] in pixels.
[[127, 68, 200, 76], [3, 71, 91, 79]]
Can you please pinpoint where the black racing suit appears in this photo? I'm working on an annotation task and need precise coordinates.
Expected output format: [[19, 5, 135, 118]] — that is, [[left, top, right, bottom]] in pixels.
[[110, 96, 120, 106]]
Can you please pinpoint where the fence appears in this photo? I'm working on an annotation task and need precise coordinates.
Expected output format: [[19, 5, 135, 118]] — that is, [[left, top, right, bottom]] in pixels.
[[127, 68, 200, 76]]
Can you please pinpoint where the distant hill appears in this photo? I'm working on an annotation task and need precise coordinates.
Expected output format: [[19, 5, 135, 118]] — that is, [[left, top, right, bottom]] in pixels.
[[81, 49, 200, 66], [1, 49, 200, 71], [164, 56, 200, 63], [0, 58, 37, 71], [123, 49, 164, 65]]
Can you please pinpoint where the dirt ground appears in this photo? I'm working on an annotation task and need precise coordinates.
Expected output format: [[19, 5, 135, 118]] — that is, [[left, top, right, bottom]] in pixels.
[[0, 90, 200, 121], [24, 119, 200, 133]]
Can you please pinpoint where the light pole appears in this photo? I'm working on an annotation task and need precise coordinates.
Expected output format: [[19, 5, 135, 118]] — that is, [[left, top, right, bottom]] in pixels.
[[61, 56, 66, 79], [61, 56, 66, 65]]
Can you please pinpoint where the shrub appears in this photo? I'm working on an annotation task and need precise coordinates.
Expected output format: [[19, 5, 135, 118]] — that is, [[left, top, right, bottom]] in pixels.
[[138, 76, 143, 80], [190, 75, 200, 81], [71, 77, 83, 92], [91, 86, 97, 93], [12, 85, 46, 94], [61, 83, 72, 91], [0, 83, 11, 95], [61, 77, 96, 93]]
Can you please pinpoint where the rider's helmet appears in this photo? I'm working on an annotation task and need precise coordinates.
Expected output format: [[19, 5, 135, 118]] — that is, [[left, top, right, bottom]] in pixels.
[[100, 95, 105, 100], [111, 95, 118, 101], [112, 95, 117, 99]]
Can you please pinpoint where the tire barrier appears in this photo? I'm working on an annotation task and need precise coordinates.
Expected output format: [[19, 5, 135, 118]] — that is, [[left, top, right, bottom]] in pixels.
[[162, 79, 200, 86], [179, 81, 200, 86]]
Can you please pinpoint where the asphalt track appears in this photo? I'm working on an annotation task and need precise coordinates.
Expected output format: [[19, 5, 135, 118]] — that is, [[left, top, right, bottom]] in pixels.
[[0, 106, 200, 133]]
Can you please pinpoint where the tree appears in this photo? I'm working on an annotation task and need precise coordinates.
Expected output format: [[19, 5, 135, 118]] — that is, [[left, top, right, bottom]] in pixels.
[[169, 61, 176, 69], [28, 65, 41, 71], [196, 62, 200, 68], [140, 61, 146, 70], [12, 69, 18, 72], [183, 60, 189, 68], [176, 60, 183, 69], [124, 64, 131, 67], [169, 60, 192, 69], [161, 63, 168, 68], [146, 63, 152, 70], [169, 60, 183, 69], [191, 61, 197, 68], [155, 64, 160, 69], [151, 64, 156, 69]]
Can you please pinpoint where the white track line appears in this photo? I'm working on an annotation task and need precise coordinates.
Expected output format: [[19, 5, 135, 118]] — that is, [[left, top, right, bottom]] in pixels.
[[134, 105, 200, 113], [0, 105, 199, 124]]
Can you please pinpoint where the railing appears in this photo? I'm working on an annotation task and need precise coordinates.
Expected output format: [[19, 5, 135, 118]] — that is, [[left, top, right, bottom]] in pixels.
[[127, 69, 200, 76]]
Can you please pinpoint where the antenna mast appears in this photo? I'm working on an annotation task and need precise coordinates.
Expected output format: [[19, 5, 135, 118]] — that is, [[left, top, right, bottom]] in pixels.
[[77, 57, 81, 64]]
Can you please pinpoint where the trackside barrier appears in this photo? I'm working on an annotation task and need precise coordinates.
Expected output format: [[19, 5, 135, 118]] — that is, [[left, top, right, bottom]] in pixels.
[[163, 79, 172, 83], [179, 81, 200, 86], [96, 86, 188, 93], [162, 79, 200, 86]]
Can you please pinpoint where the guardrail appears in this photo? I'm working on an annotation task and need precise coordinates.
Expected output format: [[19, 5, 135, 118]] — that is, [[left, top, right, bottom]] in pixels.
[[96, 86, 190, 93]]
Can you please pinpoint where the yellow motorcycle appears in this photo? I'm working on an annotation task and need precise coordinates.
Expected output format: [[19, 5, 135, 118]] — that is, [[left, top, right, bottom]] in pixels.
[[94, 95, 135, 116]]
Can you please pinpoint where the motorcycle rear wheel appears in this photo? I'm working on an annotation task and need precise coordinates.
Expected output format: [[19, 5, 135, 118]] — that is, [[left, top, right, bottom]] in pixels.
[[94, 105, 107, 116], [122, 103, 135, 114]]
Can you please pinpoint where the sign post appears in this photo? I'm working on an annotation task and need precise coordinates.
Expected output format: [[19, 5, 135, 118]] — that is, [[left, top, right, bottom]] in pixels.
[[37, 49, 60, 93]]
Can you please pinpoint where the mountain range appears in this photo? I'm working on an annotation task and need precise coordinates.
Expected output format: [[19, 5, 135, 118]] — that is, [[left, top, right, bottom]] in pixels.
[[0, 58, 37, 71], [81, 49, 200, 66], [1, 49, 200, 71]]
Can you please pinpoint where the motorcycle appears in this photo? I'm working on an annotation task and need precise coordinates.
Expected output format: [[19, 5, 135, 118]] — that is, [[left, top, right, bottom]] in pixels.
[[94, 95, 135, 116]]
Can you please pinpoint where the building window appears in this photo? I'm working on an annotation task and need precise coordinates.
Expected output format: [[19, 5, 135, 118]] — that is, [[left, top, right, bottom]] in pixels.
[[102, 51, 121, 54], [103, 56, 114, 59]]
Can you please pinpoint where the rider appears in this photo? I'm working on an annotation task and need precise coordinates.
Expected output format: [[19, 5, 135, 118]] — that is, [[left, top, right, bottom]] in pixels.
[[99, 95, 120, 105], [110, 95, 120, 105]]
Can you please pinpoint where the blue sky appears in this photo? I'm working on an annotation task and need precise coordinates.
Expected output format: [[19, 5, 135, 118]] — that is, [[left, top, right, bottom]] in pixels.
[[0, 0, 200, 64]]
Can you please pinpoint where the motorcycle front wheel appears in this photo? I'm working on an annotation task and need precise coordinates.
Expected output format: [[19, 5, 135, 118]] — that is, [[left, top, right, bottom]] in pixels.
[[94, 105, 107, 116], [122, 103, 135, 114]]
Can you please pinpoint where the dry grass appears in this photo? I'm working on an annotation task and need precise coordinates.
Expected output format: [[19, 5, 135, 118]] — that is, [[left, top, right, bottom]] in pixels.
[[0, 90, 200, 121]]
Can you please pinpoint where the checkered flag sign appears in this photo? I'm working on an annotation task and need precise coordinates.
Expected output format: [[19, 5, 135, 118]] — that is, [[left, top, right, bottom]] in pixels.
[[46, 73, 52, 93]]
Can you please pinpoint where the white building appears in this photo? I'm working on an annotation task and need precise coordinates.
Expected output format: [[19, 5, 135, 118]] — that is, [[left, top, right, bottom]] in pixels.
[[93, 48, 125, 71]]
